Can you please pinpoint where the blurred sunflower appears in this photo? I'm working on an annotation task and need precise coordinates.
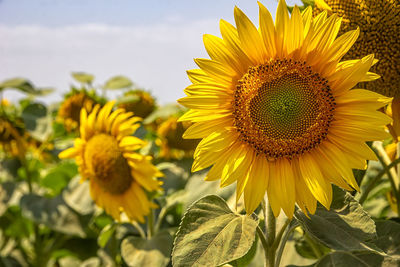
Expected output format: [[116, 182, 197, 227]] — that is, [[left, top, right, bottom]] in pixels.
[[118, 90, 156, 119], [156, 116, 200, 159], [178, 0, 391, 218], [313, 0, 400, 95], [59, 101, 163, 222], [0, 117, 26, 159], [58, 91, 97, 132]]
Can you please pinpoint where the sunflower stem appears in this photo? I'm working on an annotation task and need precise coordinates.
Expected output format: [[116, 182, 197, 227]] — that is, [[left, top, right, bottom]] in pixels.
[[266, 202, 276, 267], [256, 225, 269, 266], [275, 221, 299, 267], [304, 232, 323, 258], [131, 221, 146, 239], [359, 157, 400, 204], [372, 142, 400, 215], [272, 218, 290, 251], [147, 208, 155, 239], [154, 207, 167, 234]]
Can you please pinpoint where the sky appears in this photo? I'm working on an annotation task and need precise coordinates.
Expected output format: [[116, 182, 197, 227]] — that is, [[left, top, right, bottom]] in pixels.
[[0, 0, 301, 105]]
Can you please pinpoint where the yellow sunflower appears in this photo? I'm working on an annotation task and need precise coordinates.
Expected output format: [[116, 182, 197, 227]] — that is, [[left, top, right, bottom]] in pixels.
[[178, 0, 391, 218], [58, 92, 96, 132], [0, 117, 26, 159], [118, 90, 156, 119], [59, 101, 163, 222], [314, 0, 400, 98], [156, 116, 200, 159]]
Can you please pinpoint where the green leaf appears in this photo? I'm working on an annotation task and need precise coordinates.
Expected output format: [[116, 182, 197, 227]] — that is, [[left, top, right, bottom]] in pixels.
[[22, 103, 53, 142], [294, 236, 330, 260], [2, 206, 34, 239], [41, 162, 77, 196], [295, 187, 379, 253], [104, 75, 133, 90], [62, 176, 94, 215], [290, 251, 400, 267], [0, 182, 16, 216], [20, 194, 86, 237], [182, 172, 236, 210], [374, 220, 400, 256], [116, 94, 140, 105], [231, 235, 259, 267], [143, 104, 182, 124], [97, 223, 116, 248], [121, 231, 173, 267], [172, 195, 258, 267], [71, 72, 94, 84], [0, 77, 53, 95]]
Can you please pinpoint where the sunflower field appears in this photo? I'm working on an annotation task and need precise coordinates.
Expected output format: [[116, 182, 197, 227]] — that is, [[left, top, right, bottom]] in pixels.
[[1, 0, 400, 266]]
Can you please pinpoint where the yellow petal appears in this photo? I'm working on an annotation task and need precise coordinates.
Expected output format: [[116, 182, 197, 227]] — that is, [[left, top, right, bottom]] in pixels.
[[178, 109, 232, 122], [184, 82, 232, 96], [194, 129, 238, 157], [187, 69, 215, 84], [203, 34, 243, 75], [234, 6, 266, 64], [183, 118, 232, 139], [58, 147, 79, 159], [195, 58, 234, 85], [219, 19, 253, 68], [315, 0, 332, 11], [298, 153, 332, 209], [275, 0, 289, 57], [244, 155, 269, 214], [236, 150, 256, 202], [258, 1, 276, 58]]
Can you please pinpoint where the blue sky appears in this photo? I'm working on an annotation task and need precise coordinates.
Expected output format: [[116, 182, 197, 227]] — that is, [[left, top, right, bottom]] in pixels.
[[0, 0, 301, 104]]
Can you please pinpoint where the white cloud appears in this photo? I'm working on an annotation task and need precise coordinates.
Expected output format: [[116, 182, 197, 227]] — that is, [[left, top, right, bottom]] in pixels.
[[0, 20, 219, 104]]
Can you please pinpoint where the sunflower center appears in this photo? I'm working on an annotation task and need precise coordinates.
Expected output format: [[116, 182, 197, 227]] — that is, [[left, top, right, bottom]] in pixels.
[[84, 134, 132, 194], [233, 59, 335, 160]]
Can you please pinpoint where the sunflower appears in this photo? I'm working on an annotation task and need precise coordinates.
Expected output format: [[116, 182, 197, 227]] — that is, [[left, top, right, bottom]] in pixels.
[[0, 117, 26, 159], [118, 90, 156, 119], [178, 0, 391, 218], [59, 101, 163, 222], [314, 0, 400, 98], [156, 116, 200, 159], [58, 92, 96, 132]]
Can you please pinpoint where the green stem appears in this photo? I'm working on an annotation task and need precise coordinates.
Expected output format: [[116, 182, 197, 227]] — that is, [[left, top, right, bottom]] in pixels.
[[275, 222, 299, 267], [272, 219, 290, 251], [21, 158, 33, 193], [131, 221, 146, 239], [304, 233, 322, 258], [371, 143, 400, 215], [147, 208, 155, 239], [359, 157, 400, 204], [397, 142, 400, 182], [154, 207, 167, 233], [256, 225, 269, 266], [266, 203, 276, 267]]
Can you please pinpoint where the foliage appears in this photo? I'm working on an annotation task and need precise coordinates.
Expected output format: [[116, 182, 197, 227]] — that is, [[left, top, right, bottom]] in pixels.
[[1, 70, 399, 267]]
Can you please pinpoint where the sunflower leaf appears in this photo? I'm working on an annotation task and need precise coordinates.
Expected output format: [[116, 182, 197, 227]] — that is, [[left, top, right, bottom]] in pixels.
[[295, 187, 380, 253], [20, 194, 87, 238], [373, 220, 400, 256], [104, 75, 133, 90], [97, 223, 116, 248], [22, 103, 53, 142], [71, 72, 95, 84], [0, 77, 54, 96], [62, 176, 94, 215], [288, 251, 400, 267], [172, 195, 258, 267], [121, 231, 173, 267]]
